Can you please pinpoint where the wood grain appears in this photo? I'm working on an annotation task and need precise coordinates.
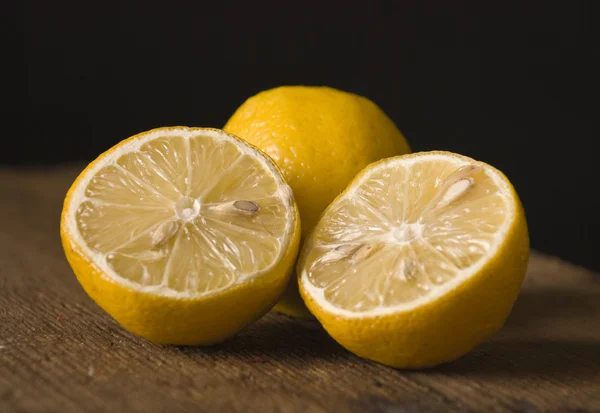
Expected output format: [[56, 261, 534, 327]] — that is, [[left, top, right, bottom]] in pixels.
[[1, 166, 599, 413]]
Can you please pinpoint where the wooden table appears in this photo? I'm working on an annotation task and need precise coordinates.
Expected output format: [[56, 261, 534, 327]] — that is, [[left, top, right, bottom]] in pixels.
[[1, 166, 599, 413]]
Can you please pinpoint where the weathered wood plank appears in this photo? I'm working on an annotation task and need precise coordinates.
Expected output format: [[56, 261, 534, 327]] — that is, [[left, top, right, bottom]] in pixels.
[[1, 166, 599, 413]]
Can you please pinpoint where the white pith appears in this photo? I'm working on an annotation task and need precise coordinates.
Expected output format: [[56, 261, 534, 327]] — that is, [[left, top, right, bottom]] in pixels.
[[65, 127, 296, 299], [300, 153, 515, 318]]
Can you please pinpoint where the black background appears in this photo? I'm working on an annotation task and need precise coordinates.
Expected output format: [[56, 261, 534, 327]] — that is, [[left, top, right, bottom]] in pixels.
[[5, 2, 599, 270]]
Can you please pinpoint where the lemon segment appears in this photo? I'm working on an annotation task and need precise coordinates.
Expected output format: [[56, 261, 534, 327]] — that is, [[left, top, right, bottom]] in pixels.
[[298, 151, 529, 368], [61, 127, 300, 345]]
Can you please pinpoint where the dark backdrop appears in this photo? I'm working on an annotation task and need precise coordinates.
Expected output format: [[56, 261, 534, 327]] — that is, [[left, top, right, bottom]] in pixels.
[[5, 2, 599, 270]]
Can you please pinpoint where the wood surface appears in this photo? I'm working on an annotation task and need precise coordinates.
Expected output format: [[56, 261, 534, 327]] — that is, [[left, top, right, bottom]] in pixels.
[[1, 166, 599, 413]]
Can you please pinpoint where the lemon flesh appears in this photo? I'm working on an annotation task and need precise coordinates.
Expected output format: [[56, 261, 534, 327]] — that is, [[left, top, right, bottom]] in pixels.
[[299, 151, 529, 368], [224, 86, 410, 317], [61, 127, 300, 344]]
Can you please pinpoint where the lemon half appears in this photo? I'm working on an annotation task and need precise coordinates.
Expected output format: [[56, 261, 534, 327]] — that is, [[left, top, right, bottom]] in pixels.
[[61, 127, 300, 345], [298, 151, 529, 368]]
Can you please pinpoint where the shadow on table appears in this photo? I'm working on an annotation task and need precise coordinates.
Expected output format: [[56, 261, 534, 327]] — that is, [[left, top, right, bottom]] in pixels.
[[179, 278, 600, 378], [429, 285, 600, 380], [507, 286, 600, 327], [181, 312, 349, 363], [431, 338, 600, 380]]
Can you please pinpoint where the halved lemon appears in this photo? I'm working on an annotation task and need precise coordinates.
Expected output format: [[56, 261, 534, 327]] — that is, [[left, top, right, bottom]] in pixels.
[[298, 151, 529, 368], [61, 127, 300, 345]]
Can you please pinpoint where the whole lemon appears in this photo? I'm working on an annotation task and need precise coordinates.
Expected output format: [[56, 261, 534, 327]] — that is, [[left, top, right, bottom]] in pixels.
[[224, 86, 410, 317]]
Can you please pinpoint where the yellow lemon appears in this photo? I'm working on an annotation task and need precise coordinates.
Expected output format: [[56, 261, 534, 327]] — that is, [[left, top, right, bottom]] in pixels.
[[298, 151, 529, 368], [61, 127, 300, 345], [224, 86, 410, 316]]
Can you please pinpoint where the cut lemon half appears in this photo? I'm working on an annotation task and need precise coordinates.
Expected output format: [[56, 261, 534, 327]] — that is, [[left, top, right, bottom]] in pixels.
[[298, 151, 529, 368], [61, 127, 300, 345]]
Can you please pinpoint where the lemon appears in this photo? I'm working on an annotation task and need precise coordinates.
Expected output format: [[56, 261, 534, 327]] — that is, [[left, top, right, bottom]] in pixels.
[[224, 86, 410, 316], [61, 127, 300, 345], [298, 151, 529, 368]]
